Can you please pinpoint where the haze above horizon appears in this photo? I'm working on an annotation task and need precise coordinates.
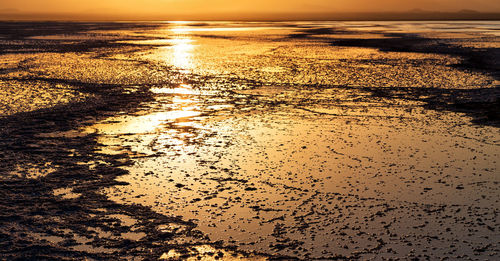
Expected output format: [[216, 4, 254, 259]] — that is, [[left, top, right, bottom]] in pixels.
[[1, 0, 500, 20]]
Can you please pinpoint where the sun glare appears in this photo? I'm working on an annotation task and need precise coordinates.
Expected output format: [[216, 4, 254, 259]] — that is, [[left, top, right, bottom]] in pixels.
[[168, 30, 195, 72]]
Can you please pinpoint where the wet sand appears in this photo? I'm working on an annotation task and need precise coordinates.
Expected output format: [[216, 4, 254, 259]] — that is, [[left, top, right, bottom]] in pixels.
[[0, 21, 499, 260]]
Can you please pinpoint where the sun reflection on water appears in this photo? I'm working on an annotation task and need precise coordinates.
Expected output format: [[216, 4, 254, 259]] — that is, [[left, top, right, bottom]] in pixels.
[[170, 38, 194, 71], [86, 90, 202, 156], [87, 108, 201, 135], [151, 84, 197, 95], [167, 26, 196, 72]]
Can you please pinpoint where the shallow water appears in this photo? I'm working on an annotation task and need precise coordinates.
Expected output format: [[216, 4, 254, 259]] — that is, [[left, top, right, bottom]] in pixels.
[[0, 21, 499, 260]]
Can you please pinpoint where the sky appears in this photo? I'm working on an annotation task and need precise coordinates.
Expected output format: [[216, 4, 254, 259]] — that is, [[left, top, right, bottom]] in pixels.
[[1, 0, 499, 19]]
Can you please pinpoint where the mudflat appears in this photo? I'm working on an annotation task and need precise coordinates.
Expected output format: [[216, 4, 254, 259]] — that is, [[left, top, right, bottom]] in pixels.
[[0, 21, 498, 260]]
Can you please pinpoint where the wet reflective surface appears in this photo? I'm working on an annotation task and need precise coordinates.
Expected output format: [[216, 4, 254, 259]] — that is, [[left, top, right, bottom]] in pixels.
[[0, 21, 499, 259]]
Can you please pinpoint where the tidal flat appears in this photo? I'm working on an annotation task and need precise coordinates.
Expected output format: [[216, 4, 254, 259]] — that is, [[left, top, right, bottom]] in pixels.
[[0, 21, 499, 260]]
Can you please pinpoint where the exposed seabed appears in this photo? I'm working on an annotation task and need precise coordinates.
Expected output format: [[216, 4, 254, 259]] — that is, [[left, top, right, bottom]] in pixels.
[[0, 21, 498, 260]]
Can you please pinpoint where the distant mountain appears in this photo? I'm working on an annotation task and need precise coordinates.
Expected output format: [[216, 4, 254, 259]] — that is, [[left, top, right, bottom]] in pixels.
[[408, 9, 481, 14], [0, 8, 20, 13], [409, 8, 427, 13], [457, 9, 480, 14]]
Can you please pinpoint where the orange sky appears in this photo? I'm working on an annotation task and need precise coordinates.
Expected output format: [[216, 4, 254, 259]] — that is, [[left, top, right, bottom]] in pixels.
[[1, 0, 499, 19]]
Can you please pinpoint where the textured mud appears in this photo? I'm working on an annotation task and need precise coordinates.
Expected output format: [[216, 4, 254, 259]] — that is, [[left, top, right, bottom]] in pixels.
[[0, 21, 499, 260]]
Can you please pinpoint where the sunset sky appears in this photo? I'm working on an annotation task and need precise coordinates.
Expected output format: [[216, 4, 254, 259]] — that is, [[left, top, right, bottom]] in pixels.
[[1, 0, 500, 19]]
